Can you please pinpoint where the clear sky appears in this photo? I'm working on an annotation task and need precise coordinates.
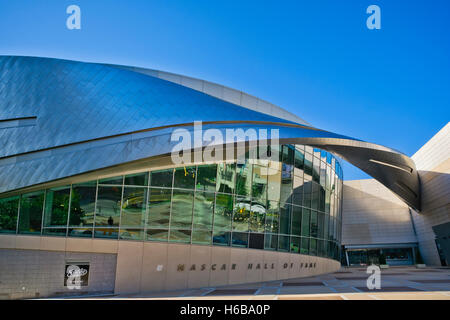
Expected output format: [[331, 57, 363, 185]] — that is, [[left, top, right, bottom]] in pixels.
[[0, 0, 449, 180]]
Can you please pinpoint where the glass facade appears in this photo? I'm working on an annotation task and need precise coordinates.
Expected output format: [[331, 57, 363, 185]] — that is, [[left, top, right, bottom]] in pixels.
[[0, 144, 343, 261]]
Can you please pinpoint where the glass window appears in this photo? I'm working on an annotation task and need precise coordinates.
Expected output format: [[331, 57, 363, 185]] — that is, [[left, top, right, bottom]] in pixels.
[[278, 235, 289, 252], [169, 229, 191, 243], [294, 148, 304, 176], [124, 172, 148, 186], [147, 188, 171, 228], [282, 145, 294, 166], [232, 232, 248, 247], [310, 238, 317, 256], [213, 230, 231, 246], [150, 169, 173, 188], [0, 196, 19, 233], [301, 208, 310, 237], [264, 233, 278, 250], [310, 210, 318, 238], [196, 165, 217, 192], [301, 237, 309, 255], [320, 162, 326, 187], [304, 152, 313, 178], [43, 186, 70, 234], [319, 187, 326, 212], [318, 212, 324, 239], [280, 164, 293, 204], [291, 205, 302, 236], [312, 156, 320, 183], [233, 196, 250, 232], [192, 229, 212, 245], [121, 187, 147, 228], [303, 177, 312, 208], [216, 163, 236, 194], [95, 186, 122, 227], [192, 192, 214, 231], [292, 175, 303, 206], [251, 165, 267, 204], [99, 176, 123, 185], [68, 228, 92, 238], [249, 201, 265, 233], [214, 193, 233, 232], [236, 163, 252, 197], [279, 202, 291, 235], [290, 236, 300, 253], [265, 200, 279, 234], [120, 229, 144, 240], [174, 166, 196, 189], [170, 189, 194, 229], [267, 167, 281, 201], [69, 182, 96, 228], [249, 233, 264, 249], [311, 182, 319, 210], [146, 228, 168, 241], [18, 192, 44, 235]]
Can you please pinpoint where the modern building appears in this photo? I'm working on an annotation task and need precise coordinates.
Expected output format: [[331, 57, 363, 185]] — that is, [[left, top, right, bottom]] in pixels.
[[0, 56, 447, 299]]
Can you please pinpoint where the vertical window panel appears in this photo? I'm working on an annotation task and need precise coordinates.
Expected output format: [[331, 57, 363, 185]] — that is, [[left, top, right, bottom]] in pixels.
[[18, 192, 44, 235], [170, 189, 194, 229], [69, 182, 96, 228], [150, 169, 173, 188], [173, 166, 196, 189], [95, 186, 122, 227], [0, 196, 19, 233], [121, 187, 147, 228], [196, 165, 217, 192], [147, 188, 171, 228], [216, 163, 236, 194]]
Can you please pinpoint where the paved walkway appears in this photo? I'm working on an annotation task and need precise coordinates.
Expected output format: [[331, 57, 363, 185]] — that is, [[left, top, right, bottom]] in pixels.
[[66, 266, 450, 300]]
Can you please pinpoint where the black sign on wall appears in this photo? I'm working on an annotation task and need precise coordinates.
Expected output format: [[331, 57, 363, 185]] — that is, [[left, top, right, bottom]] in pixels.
[[64, 263, 90, 288]]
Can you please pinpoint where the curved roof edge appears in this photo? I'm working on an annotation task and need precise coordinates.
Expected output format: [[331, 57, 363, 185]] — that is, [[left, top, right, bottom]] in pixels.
[[105, 64, 311, 126]]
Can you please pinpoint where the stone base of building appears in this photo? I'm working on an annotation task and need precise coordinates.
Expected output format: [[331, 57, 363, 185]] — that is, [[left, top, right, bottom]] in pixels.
[[0, 235, 340, 299]]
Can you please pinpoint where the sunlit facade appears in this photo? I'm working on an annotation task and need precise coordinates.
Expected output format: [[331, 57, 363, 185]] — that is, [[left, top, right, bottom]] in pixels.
[[0, 144, 343, 261]]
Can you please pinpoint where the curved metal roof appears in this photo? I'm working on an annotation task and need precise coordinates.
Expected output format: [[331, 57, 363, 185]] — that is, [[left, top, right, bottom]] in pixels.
[[0, 56, 421, 211]]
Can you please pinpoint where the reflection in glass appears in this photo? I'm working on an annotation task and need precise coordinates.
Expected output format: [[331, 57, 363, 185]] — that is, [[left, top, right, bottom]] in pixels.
[[193, 192, 214, 231], [170, 189, 194, 229], [249, 201, 265, 233], [99, 176, 123, 185], [232, 232, 248, 247], [196, 165, 217, 192], [18, 192, 44, 235], [121, 187, 147, 228], [264, 233, 278, 250], [216, 163, 236, 194], [291, 205, 302, 236], [150, 169, 173, 188], [302, 208, 310, 237], [125, 172, 148, 186], [70, 182, 96, 227], [279, 202, 291, 235], [147, 188, 171, 228], [278, 235, 289, 252], [236, 163, 252, 197], [174, 166, 196, 189], [252, 165, 267, 203], [43, 186, 70, 230], [0, 196, 19, 233], [95, 186, 122, 227], [214, 193, 232, 232], [290, 236, 300, 253], [301, 237, 309, 255], [267, 168, 281, 201], [265, 200, 279, 233], [233, 196, 250, 232]]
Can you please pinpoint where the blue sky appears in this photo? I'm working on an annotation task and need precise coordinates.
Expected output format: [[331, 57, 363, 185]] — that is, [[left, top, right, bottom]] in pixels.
[[0, 0, 449, 179]]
